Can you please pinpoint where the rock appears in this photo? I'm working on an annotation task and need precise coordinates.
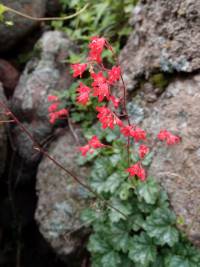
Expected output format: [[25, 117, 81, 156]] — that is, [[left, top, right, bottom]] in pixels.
[[139, 74, 200, 247], [46, 0, 62, 17], [0, 0, 47, 53], [0, 83, 7, 177], [35, 130, 90, 259], [0, 59, 19, 97], [11, 31, 74, 163], [120, 0, 200, 90]]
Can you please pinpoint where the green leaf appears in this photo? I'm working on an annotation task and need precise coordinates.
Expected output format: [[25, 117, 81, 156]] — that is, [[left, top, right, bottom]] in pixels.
[[101, 251, 121, 267], [142, 152, 154, 166], [109, 198, 132, 222], [0, 3, 7, 21], [87, 234, 110, 254], [119, 182, 132, 200], [130, 213, 145, 231], [109, 225, 130, 252], [164, 255, 194, 267], [136, 177, 159, 204], [128, 232, 157, 267], [103, 172, 122, 194], [144, 208, 179, 247], [109, 154, 121, 167], [5, 20, 14, 26], [0, 4, 7, 15], [80, 208, 101, 224]]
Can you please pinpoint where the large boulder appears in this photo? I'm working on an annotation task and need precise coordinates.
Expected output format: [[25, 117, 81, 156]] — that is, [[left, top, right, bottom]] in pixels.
[[120, 0, 200, 90], [139, 74, 200, 247], [0, 0, 47, 53], [11, 31, 74, 163], [35, 129, 90, 259], [0, 83, 7, 177], [120, 0, 200, 248]]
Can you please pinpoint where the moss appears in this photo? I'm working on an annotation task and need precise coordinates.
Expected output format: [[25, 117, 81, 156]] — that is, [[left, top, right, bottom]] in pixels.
[[150, 73, 170, 92]]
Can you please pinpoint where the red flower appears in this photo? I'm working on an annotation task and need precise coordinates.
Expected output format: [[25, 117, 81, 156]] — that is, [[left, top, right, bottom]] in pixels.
[[49, 109, 68, 124], [108, 66, 121, 85], [76, 82, 91, 105], [157, 129, 169, 141], [166, 134, 180, 145], [79, 135, 105, 156], [79, 144, 90, 156], [121, 125, 134, 137], [48, 95, 58, 102], [71, 63, 87, 78], [93, 82, 110, 102], [91, 71, 107, 85], [109, 95, 120, 108], [139, 144, 149, 159], [157, 129, 180, 145], [88, 36, 106, 63], [48, 103, 58, 112], [88, 135, 104, 148], [131, 127, 146, 142], [57, 109, 68, 116], [96, 106, 122, 129], [49, 112, 57, 124], [126, 163, 146, 181], [91, 72, 110, 102]]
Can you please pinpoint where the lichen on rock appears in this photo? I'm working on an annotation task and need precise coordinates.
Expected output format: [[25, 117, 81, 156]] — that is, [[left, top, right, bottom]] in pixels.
[[120, 0, 200, 90]]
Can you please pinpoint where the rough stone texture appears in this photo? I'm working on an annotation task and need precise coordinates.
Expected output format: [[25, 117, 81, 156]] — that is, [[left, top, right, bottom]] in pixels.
[[0, 83, 7, 177], [0, 59, 20, 97], [11, 31, 74, 163], [120, 0, 200, 90], [135, 74, 200, 247], [0, 0, 47, 53], [46, 0, 62, 17], [35, 130, 90, 258]]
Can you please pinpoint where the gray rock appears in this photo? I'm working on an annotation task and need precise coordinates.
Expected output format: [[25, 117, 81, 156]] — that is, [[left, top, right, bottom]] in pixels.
[[11, 31, 74, 163], [140, 74, 200, 247], [0, 83, 7, 177], [35, 130, 90, 258], [120, 0, 200, 90], [0, 0, 47, 53]]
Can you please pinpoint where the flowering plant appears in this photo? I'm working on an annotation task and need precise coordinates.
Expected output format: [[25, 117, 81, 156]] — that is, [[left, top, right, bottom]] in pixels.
[[45, 37, 200, 267], [1, 35, 199, 267], [48, 36, 180, 182]]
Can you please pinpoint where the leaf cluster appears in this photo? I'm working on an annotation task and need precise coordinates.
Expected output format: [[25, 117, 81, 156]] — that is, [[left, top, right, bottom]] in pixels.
[[52, 0, 137, 56], [79, 132, 200, 267]]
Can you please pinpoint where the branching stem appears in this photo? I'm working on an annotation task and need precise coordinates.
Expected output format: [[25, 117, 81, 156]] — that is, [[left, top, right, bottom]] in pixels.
[[2, 3, 89, 22]]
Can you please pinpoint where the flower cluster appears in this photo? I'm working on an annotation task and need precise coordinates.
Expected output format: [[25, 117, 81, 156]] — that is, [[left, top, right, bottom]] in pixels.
[[69, 37, 181, 181], [47, 95, 68, 124], [157, 129, 180, 145], [79, 135, 105, 156], [48, 36, 181, 182]]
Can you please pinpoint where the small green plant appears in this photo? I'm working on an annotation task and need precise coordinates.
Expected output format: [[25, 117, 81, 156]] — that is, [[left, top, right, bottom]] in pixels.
[[52, 0, 136, 57], [80, 131, 200, 266]]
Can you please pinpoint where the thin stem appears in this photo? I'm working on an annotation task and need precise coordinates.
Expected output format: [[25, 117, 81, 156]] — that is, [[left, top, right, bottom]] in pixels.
[[3, 3, 89, 21], [0, 101, 127, 219], [106, 40, 132, 165], [0, 119, 15, 123]]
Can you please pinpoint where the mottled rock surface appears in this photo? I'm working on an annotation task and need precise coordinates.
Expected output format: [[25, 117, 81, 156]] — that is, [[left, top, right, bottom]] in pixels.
[[134, 74, 200, 247], [11, 31, 74, 163], [120, 0, 200, 90], [0, 0, 47, 53], [0, 83, 7, 177], [35, 130, 90, 258]]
